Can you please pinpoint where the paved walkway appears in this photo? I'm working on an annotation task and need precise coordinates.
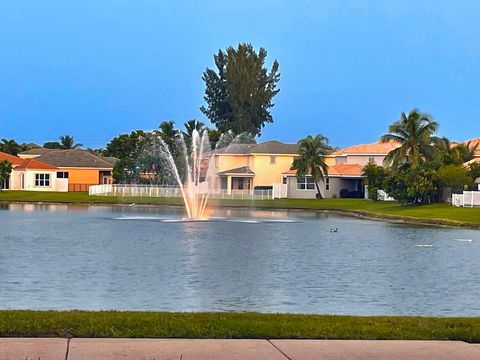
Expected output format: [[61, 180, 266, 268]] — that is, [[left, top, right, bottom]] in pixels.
[[0, 338, 479, 359]]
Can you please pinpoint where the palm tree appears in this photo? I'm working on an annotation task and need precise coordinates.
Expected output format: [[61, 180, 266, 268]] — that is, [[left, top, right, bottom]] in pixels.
[[59, 135, 83, 149], [291, 134, 330, 199], [381, 109, 438, 168], [433, 137, 477, 165], [183, 119, 205, 140]]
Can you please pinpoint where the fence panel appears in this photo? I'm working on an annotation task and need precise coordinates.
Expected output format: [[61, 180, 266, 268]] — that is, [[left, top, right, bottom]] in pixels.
[[88, 184, 273, 200]]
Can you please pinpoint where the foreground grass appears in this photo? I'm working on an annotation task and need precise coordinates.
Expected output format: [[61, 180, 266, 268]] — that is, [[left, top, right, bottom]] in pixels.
[[1, 191, 480, 228], [0, 311, 479, 342]]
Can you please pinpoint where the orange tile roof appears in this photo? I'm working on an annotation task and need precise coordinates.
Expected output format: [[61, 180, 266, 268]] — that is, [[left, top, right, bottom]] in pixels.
[[327, 164, 364, 177], [333, 141, 400, 155], [0, 151, 57, 170], [0, 151, 23, 166], [16, 158, 58, 170]]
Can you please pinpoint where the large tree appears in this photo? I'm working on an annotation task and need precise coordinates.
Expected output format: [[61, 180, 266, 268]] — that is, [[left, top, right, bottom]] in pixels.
[[0, 139, 26, 155], [201, 43, 280, 136], [291, 135, 330, 199], [381, 109, 438, 168]]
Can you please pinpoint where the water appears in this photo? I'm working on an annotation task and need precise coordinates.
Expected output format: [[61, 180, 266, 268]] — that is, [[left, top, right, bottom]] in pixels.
[[1, 203, 480, 316]]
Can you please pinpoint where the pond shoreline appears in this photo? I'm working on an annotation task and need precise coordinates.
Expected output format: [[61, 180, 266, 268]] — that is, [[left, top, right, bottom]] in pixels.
[[1, 199, 478, 230]]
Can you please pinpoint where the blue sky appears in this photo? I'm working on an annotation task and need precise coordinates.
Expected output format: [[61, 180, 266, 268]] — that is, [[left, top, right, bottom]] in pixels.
[[1, 0, 479, 149]]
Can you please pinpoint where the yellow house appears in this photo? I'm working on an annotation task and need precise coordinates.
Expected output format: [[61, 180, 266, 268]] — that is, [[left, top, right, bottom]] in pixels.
[[18, 149, 117, 191], [212, 141, 297, 192]]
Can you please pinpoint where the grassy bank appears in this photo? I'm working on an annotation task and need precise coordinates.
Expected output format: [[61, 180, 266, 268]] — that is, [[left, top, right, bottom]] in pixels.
[[0, 311, 479, 342], [1, 191, 480, 228]]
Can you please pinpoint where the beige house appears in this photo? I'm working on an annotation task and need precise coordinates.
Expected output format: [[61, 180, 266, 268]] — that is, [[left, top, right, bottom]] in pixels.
[[211, 141, 297, 193], [282, 141, 400, 199], [0, 151, 68, 192]]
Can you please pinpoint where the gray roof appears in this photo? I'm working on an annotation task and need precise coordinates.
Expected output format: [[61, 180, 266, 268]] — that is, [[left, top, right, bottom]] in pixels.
[[217, 166, 255, 176], [20, 149, 117, 168], [215, 141, 298, 155], [19, 148, 55, 156]]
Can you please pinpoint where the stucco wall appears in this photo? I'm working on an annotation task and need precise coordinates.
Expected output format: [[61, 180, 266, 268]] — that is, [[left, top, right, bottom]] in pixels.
[[286, 176, 362, 199], [23, 170, 67, 192], [252, 154, 294, 188], [216, 155, 252, 173], [346, 155, 386, 165], [65, 168, 102, 185]]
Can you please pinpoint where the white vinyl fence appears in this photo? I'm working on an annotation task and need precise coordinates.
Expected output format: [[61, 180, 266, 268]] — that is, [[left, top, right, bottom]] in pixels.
[[452, 191, 480, 207], [89, 184, 274, 200]]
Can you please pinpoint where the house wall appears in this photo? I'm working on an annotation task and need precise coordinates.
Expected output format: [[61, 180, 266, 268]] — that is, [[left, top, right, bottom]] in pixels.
[[286, 176, 325, 199], [345, 155, 386, 166], [252, 154, 295, 188], [215, 155, 252, 173], [286, 176, 362, 199], [22, 170, 67, 192]]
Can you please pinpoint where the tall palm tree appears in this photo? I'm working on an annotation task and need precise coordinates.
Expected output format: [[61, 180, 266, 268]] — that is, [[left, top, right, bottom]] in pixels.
[[433, 137, 478, 165], [291, 134, 330, 199], [183, 119, 205, 140], [381, 109, 438, 168], [59, 135, 83, 149]]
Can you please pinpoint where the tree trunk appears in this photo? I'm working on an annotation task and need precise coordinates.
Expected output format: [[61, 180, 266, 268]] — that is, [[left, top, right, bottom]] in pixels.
[[315, 180, 323, 199]]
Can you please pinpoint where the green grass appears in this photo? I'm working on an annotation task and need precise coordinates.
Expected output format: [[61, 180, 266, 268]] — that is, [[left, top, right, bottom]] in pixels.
[[1, 190, 480, 228], [0, 311, 479, 342]]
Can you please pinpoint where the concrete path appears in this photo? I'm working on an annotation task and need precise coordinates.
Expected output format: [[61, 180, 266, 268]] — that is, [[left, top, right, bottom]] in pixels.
[[1, 338, 479, 359]]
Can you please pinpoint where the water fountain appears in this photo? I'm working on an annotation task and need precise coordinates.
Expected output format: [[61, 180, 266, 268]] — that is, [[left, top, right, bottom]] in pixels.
[[156, 129, 216, 219]]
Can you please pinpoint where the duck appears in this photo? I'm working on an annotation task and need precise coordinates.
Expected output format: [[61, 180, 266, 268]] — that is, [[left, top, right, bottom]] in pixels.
[[330, 228, 338, 233]]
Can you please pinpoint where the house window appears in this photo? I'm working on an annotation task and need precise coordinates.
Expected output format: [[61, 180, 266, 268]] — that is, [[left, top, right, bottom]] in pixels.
[[326, 177, 330, 191], [35, 173, 50, 187], [368, 157, 375, 164], [57, 171, 69, 179], [1, 177, 9, 190], [297, 176, 315, 190], [282, 177, 287, 185], [270, 156, 276, 164]]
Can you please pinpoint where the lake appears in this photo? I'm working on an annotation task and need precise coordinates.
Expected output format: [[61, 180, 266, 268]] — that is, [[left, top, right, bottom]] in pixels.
[[0, 203, 479, 316]]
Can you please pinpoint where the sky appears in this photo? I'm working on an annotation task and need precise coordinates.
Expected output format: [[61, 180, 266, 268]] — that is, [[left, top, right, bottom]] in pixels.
[[0, 0, 479, 149]]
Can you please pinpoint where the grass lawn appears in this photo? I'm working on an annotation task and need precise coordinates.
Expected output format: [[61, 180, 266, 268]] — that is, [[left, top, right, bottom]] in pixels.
[[1, 190, 480, 228], [0, 311, 479, 342]]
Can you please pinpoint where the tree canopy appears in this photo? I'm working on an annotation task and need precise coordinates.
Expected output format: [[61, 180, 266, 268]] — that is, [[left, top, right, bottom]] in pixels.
[[291, 135, 330, 199], [381, 109, 438, 168], [201, 43, 280, 136]]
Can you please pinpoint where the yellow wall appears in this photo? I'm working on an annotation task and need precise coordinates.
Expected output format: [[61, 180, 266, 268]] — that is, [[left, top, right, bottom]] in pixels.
[[216, 155, 251, 172], [251, 154, 295, 186]]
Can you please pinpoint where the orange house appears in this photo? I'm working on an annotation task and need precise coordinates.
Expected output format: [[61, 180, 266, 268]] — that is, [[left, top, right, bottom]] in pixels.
[[18, 149, 117, 191]]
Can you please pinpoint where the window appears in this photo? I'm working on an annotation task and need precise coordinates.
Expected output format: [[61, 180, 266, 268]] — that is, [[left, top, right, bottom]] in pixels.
[[270, 156, 276, 164], [35, 173, 50, 187], [282, 177, 287, 185], [297, 176, 315, 190], [57, 171, 69, 179], [368, 157, 376, 164], [1, 177, 9, 190], [326, 177, 330, 191]]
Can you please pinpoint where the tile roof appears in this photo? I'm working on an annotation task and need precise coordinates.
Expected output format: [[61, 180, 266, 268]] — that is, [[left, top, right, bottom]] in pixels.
[[215, 141, 298, 155], [19, 149, 116, 168], [0, 151, 57, 170], [327, 164, 364, 177], [333, 141, 400, 155], [217, 166, 255, 175]]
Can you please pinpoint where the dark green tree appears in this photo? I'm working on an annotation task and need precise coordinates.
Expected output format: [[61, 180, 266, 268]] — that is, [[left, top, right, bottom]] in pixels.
[[201, 43, 280, 136], [0, 139, 26, 155], [43, 141, 62, 149], [291, 135, 330, 199], [362, 162, 388, 201], [437, 164, 473, 193], [381, 109, 438, 168]]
